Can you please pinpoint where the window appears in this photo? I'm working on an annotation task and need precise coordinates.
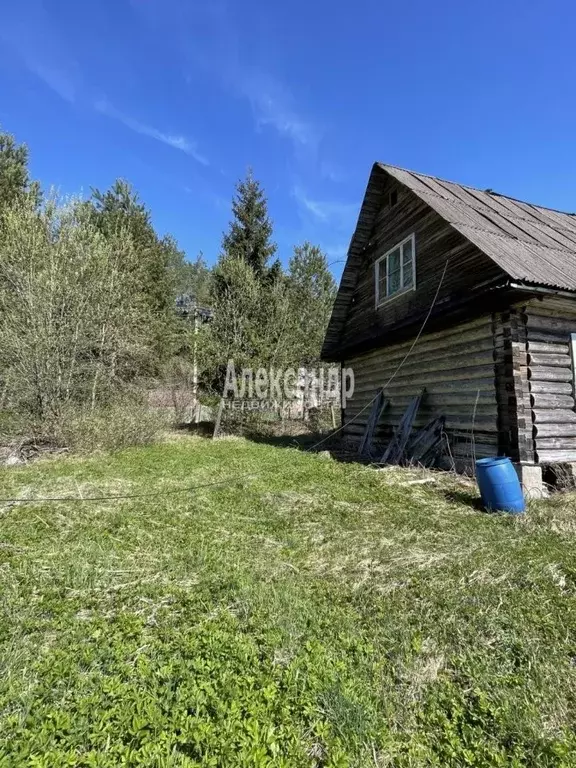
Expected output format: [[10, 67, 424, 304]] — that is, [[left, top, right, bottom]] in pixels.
[[388, 189, 398, 208], [375, 234, 416, 307]]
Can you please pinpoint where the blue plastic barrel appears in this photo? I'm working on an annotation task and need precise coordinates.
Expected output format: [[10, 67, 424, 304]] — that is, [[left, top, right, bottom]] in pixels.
[[475, 457, 525, 513]]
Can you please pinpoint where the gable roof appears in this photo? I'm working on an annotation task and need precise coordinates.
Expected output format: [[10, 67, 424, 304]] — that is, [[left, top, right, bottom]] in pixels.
[[322, 163, 576, 356], [383, 164, 576, 288]]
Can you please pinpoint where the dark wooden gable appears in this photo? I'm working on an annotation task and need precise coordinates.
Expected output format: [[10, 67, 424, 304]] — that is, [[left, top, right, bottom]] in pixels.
[[322, 165, 507, 360], [321, 164, 387, 355]]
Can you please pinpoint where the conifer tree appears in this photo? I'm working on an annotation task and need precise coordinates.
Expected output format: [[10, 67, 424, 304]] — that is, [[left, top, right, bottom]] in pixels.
[[221, 169, 277, 280], [0, 128, 40, 209]]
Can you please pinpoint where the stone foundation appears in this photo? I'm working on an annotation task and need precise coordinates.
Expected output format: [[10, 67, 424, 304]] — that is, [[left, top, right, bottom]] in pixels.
[[513, 463, 544, 500]]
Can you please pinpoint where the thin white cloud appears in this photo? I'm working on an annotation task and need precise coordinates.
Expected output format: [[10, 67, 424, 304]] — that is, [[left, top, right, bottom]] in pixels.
[[94, 98, 209, 165], [292, 185, 357, 224], [0, 1, 78, 103], [239, 71, 319, 151], [130, 1, 320, 160], [26, 61, 76, 103]]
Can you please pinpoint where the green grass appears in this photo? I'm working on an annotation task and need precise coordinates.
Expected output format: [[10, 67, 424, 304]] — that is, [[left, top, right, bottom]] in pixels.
[[1, 436, 576, 766]]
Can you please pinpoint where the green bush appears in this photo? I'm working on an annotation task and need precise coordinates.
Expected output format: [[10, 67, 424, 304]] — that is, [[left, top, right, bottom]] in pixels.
[[0, 194, 156, 434], [46, 401, 165, 453]]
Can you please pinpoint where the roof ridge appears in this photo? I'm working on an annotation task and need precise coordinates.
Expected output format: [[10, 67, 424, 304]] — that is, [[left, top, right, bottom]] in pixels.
[[377, 162, 576, 217]]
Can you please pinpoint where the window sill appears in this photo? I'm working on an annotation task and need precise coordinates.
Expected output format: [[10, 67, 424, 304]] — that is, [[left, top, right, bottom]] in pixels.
[[375, 285, 415, 309]]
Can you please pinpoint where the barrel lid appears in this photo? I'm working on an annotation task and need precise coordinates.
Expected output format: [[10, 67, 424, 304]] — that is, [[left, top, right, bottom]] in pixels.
[[475, 457, 511, 468]]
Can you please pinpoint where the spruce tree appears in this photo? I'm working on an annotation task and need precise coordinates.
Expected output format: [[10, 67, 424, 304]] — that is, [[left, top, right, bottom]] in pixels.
[[205, 170, 284, 390], [221, 169, 277, 280]]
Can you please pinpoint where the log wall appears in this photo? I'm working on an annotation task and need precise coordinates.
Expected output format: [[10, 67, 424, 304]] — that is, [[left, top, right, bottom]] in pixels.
[[493, 309, 535, 463], [338, 176, 505, 353], [523, 297, 576, 464], [343, 295, 576, 467], [343, 315, 500, 465]]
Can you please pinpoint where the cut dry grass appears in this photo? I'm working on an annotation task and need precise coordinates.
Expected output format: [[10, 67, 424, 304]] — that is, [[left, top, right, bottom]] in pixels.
[[1, 437, 576, 766]]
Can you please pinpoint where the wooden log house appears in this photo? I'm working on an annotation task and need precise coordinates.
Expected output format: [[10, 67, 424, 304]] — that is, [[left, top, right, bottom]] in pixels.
[[321, 163, 576, 485]]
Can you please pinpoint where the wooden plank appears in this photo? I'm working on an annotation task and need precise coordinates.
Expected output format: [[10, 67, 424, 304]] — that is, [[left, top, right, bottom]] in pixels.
[[358, 389, 387, 456], [538, 450, 576, 463], [381, 391, 423, 464], [533, 409, 576, 424], [452, 441, 497, 456], [537, 437, 576, 450], [393, 404, 496, 419], [356, 349, 496, 379], [528, 297, 576, 315], [529, 368, 572, 383], [530, 393, 575, 409], [508, 312, 534, 463], [528, 353, 570, 367], [534, 423, 576, 438], [527, 315, 576, 333], [347, 407, 496, 428], [343, 313, 499, 466], [389, 365, 496, 385], [352, 325, 494, 368], [527, 341, 570, 355], [529, 381, 573, 395], [527, 330, 574, 344], [346, 392, 496, 409], [406, 416, 445, 465], [526, 302, 576, 319], [375, 404, 495, 423], [444, 417, 496, 431], [352, 378, 496, 395]]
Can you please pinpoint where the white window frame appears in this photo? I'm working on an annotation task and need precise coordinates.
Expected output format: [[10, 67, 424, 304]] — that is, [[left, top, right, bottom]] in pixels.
[[375, 233, 416, 308]]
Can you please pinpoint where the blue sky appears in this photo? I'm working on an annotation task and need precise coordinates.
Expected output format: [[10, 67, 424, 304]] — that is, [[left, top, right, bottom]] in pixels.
[[1, 0, 575, 276]]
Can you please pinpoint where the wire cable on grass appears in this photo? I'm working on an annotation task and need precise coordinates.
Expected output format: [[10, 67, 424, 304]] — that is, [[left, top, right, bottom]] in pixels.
[[305, 258, 450, 453], [0, 474, 258, 505]]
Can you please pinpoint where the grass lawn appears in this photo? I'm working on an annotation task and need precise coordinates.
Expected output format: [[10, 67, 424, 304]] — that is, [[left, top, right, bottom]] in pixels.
[[1, 436, 576, 767]]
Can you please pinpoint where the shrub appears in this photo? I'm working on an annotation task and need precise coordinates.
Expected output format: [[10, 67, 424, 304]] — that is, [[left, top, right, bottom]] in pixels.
[[45, 401, 165, 453], [161, 357, 198, 425], [0, 194, 154, 428]]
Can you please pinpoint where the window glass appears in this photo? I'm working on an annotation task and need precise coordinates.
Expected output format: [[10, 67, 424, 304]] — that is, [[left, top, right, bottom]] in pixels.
[[403, 259, 413, 288], [402, 238, 413, 265], [378, 266, 387, 301], [388, 267, 401, 294], [387, 247, 400, 275], [388, 247, 401, 294], [402, 238, 414, 287], [375, 236, 415, 305]]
